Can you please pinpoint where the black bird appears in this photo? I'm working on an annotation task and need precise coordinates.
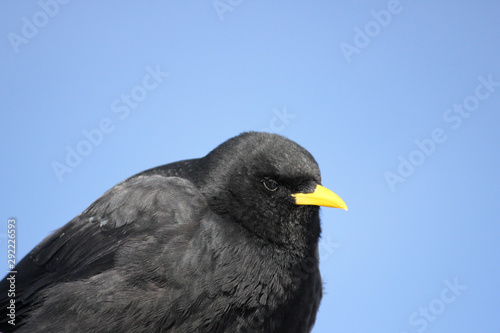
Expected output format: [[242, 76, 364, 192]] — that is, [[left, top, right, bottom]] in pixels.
[[0, 132, 347, 332]]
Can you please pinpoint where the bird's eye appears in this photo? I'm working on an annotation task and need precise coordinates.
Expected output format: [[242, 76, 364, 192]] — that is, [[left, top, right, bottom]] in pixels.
[[262, 178, 279, 191]]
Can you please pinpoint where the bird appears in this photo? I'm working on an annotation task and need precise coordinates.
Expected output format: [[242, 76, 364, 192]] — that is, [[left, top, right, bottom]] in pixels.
[[0, 131, 347, 333]]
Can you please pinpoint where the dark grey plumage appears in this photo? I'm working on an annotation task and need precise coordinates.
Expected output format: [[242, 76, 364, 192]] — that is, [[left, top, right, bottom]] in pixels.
[[0, 132, 339, 332]]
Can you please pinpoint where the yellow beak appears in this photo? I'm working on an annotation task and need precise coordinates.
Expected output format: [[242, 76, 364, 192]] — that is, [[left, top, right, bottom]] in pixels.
[[292, 184, 348, 211]]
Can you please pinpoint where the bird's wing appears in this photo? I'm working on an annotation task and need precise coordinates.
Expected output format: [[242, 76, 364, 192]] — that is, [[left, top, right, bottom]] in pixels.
[[0, 175, 209, 327]]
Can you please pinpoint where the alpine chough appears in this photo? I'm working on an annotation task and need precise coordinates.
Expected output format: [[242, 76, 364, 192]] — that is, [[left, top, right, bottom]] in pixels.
[[0, 132, 347, 332]]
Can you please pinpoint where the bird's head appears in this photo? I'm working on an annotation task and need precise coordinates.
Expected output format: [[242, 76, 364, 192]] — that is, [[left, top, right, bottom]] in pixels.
[[198, 132, 347, 251]]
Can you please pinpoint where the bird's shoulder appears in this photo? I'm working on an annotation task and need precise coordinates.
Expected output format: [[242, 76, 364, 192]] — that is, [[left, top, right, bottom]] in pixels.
[[0, 175, 209, 315]]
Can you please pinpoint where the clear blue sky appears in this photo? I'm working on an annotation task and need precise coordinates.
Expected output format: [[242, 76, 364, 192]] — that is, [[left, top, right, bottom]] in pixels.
[[1, 1, 499, 332]]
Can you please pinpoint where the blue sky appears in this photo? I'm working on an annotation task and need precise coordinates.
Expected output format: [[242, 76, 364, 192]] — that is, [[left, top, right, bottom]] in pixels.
[[1, 1, 499, 332]]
